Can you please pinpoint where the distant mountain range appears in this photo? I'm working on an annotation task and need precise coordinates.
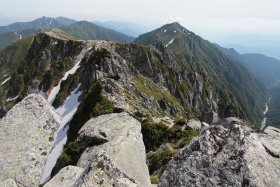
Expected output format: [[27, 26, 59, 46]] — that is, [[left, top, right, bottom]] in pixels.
[[0, 17, 135, 51], [0, 17, 65, 33], [217, 45, 280, 89]]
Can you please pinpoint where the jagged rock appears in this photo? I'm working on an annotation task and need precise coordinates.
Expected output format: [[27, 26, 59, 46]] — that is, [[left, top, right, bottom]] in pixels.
[[186, 119, 201, 130], [47, 152, 138, 187], [44, 166, 84, 187], [79, 151, 138, 187], [0, 179, 18, 187], [77, 112, 151, 187], [259, 126, 280, 158], [159, 122, 280, 187], [0, 94, 61, 187]]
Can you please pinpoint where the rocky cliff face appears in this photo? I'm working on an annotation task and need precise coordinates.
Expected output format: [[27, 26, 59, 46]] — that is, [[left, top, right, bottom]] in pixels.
[[159, 119, 280, 187], [0, 94, 61, 187], [73, 40, 237, 120]]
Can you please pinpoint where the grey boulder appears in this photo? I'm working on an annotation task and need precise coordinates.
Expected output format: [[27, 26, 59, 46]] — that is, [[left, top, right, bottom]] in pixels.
[[0, 94, 61, 187]]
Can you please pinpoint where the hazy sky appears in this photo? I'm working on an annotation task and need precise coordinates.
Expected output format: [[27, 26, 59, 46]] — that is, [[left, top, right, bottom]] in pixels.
[[1, 0, 280, 57]]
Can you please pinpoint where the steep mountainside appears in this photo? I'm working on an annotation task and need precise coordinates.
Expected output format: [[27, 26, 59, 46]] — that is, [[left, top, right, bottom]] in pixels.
[[62, 21, 134, 42], [135, 22, 267, 126], [0, 29, 39, 50], [217, 45, 280, 88], [0, 36, 34, 81]]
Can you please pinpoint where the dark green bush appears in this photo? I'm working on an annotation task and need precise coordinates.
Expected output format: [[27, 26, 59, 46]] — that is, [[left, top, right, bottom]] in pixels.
[[141, 118, 199, 152]]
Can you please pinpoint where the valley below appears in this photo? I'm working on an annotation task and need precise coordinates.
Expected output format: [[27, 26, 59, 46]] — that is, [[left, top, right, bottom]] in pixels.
[[266, 84, 280, 129]]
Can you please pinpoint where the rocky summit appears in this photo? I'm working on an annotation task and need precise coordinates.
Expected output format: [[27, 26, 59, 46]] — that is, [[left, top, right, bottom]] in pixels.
[[0, 94, 61, 187], [158, 120, 280, 187]]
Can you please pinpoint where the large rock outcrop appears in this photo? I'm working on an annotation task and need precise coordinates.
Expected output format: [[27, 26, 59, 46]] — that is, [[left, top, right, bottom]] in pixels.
[[45, 151, 138, 187], [159, 120, 280, 187], [0, 94, 61, 187], [76, 112, 151, 187]]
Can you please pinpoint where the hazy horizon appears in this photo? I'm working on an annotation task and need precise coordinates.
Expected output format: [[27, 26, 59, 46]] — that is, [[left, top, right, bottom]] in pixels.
[[1, 0, 280, 58]]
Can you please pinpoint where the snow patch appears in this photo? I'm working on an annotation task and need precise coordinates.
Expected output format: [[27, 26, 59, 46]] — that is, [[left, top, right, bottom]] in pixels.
[[164, 30, 167, 33], [6, 95, 19, 102], [19, 34, 22, 40], [47, 59, 82, 104], [39, 86, 45, 96], [166, 38, 174, 47], [174, 30, 177, 33], [260, 99, 270, 131], [1, 76, 11, 85], [41, 84, 83, 183]]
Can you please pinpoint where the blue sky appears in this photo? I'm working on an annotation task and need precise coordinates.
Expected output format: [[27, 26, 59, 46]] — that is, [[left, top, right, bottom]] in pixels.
[[1, 0, 280, 58]]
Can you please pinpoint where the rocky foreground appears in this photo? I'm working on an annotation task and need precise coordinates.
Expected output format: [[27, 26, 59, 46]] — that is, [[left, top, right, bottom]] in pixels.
[[0, 94, 280, 187]]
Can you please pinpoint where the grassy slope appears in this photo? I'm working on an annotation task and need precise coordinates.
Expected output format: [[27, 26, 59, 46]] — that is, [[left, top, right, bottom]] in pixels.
[[0, 36, 34, 81]]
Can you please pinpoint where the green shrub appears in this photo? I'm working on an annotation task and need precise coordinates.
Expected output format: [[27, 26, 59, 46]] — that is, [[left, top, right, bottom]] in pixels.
[[173, 116, 186, 126], [141, 118, 169, 152], [8, 73, 24, 96], [141, 118, 199, 152], [149, 146, 177, 174], [150, 175, 160, 184]]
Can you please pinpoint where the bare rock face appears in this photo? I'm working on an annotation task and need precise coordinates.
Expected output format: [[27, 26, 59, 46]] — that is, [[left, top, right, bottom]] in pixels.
[[159, 122, 280, 187], [76, 112, 151, 187], [79, 151, 138, 187], [44, 166, 84, 187], [0, 179, 18, 187], [45, 151, 138, 187], [0, 94, 61, 187]]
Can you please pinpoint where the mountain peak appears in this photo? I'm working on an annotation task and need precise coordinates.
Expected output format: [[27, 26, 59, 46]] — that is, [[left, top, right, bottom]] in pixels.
[[134, 22, 192, 47], [162, 22, 189, 33]]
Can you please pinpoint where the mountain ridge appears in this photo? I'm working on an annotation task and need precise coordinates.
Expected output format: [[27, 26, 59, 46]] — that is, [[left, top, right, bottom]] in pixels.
[[135, 22, 267, 126]]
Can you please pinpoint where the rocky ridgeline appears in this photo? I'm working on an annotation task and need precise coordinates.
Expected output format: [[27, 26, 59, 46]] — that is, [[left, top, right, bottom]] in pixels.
[[1, 32, 231, 122]]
